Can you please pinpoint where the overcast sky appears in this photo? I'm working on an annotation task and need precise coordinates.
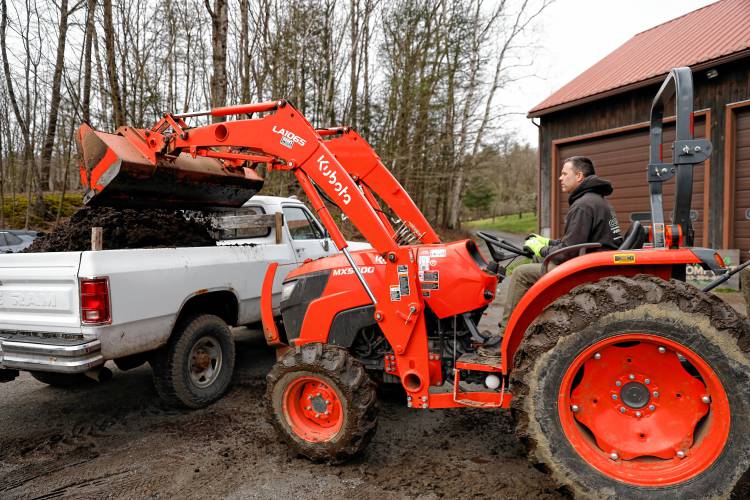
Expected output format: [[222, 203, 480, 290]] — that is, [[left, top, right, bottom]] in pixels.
[[507, 0, 718, 145]]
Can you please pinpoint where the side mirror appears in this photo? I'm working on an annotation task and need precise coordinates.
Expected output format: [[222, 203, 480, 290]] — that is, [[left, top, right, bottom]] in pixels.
[[321, 238, 330, 252]]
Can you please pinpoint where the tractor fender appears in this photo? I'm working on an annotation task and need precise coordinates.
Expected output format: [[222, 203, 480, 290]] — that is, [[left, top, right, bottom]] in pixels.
[[500, 248, 703, 373]]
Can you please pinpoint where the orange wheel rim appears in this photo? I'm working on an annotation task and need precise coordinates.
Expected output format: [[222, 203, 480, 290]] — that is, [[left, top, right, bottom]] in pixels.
[[283, 376, 344, 442], [558, 333, 730, 486]]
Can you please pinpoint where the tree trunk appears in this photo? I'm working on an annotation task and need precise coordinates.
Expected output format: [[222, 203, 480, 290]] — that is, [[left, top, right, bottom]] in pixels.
[[40, 0, 70, 192], [348, 0, 358, 129], [204, 0, 228, 122], [102, 0, 125, 127], [82, 0, 96, 123], [240, 0, 251, 102]]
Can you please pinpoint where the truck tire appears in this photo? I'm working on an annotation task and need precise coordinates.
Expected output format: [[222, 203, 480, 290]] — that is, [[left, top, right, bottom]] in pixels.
[[151, 314, 235, 409], [511, 275, 750, 498], [29, 371, 91, 387], [266, 343, 378, 463]]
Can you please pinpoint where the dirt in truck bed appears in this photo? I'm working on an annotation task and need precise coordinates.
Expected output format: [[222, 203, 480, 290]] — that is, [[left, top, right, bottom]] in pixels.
[[25, 206, 216, 252]]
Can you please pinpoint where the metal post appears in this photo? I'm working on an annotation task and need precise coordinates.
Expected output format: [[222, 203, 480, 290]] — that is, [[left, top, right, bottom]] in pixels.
[[342, 247, 377, 305]]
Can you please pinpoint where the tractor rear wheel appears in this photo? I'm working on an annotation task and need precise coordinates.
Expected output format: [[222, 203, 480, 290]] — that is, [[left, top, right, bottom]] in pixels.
[[266, 343, 378, 463], [511, 275, 750, 498]]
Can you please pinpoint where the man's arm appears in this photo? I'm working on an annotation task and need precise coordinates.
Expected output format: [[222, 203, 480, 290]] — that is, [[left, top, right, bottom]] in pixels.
[[541, 205, 594, 262]]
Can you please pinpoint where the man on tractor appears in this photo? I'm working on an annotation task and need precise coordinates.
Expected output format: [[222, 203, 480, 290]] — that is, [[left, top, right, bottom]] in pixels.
[[499, 156, 622, 330]]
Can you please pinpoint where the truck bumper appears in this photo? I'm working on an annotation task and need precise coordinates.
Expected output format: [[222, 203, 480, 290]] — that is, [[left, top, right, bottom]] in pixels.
[[0, 333, 104, 373]]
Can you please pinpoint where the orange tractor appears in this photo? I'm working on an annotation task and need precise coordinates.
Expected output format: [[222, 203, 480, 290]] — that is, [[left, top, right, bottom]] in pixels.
[[78, 68, 750, 497]]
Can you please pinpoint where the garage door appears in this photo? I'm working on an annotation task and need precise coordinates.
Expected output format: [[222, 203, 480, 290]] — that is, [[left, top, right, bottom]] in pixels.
[[554, 115, 707, 246], [731, 107, 750, 260]]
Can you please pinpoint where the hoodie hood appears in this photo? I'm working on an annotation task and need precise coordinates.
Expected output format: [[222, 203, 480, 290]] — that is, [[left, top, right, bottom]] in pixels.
[[568, 175, 613, 205]]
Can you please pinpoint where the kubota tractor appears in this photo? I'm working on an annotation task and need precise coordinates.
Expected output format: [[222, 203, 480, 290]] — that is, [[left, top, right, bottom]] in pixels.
[[78, 68, 750, 497]]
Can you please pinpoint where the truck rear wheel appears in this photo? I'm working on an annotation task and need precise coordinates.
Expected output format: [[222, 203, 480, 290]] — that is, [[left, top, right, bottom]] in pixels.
[[266, 344, 378, 463], [151, 314, 235, 408], [511, 275, 750, 498]]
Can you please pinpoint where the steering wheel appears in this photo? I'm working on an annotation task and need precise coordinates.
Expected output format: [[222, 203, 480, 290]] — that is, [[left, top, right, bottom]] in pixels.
[[475, 231, 533, 258]]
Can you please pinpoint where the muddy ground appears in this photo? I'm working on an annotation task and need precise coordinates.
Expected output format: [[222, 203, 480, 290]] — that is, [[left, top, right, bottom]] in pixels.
[[25, 207, 215, 252], [0, 290, 573, 500], [2, 292, 743, 499]]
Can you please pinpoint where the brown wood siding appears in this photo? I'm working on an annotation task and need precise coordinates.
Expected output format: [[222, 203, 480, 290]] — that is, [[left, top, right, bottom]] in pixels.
[[732, 107, 750, 259], [553, 117, 707, 245], [537, 57, 750, 249]]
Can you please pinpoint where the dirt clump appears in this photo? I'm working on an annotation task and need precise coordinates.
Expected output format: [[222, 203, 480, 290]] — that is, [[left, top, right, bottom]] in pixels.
[[25, 206, 215, 252]]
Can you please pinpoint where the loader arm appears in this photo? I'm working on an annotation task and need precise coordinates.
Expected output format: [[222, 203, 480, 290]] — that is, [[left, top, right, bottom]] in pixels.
[[79, 100, 434, 403], [317, 127, 440, 244]]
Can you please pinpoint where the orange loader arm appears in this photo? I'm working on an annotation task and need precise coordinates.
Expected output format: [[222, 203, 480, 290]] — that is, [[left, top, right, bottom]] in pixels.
[[79, 100, 435, 405], [317, 127, 440, 244]]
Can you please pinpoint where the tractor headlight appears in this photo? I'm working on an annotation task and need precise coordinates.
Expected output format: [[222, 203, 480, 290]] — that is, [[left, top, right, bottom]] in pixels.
[[281, 280, 297, 303]]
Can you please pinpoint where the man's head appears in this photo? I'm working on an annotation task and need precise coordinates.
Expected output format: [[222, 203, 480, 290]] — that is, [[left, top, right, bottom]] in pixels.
[[559, 156, 595, 193]]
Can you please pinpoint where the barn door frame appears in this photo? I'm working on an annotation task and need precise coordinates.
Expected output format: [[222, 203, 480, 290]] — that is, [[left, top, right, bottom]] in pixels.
[[722, 99, 750, 249]]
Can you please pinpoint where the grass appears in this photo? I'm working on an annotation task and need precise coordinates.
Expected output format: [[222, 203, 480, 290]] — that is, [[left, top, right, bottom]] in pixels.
[[465, 212, 537, 235], [0, 193, 83, 230]]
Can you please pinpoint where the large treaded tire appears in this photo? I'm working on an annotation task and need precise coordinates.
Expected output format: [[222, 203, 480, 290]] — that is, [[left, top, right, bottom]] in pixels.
[[151, 314, 235, 409], [511, 275, 750, 499], [266, 343, 378, 463]]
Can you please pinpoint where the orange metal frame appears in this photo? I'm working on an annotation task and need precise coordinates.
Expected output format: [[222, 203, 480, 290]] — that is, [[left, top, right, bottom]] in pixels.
[[81, 99, 709, 411]]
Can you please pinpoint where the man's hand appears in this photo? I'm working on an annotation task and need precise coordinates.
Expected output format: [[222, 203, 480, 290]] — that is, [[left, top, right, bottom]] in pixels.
[[523, 233, 550, 258]]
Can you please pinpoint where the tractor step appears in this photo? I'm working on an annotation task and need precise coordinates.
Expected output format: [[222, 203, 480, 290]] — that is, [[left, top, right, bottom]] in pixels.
[[455, 352, 502, 373]]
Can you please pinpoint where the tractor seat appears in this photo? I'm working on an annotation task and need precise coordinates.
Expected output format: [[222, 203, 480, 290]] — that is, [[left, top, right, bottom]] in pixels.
[[618, 221, 647, 250]]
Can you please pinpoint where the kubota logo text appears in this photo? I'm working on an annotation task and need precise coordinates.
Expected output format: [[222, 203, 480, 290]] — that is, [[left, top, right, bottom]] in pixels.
[[317, 155, 352, 205], [272, 126, 306, 148]]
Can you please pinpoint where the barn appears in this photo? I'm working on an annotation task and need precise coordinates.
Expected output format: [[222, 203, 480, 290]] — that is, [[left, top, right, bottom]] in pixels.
[[530, 0, 750, 258]]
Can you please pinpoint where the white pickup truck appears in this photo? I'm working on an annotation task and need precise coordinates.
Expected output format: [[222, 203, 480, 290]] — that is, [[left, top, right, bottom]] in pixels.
[[0, 195, 368, 408]]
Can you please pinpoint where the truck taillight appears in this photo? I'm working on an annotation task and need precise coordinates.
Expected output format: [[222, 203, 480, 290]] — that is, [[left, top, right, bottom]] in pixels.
[[80, 278, 111, 324]]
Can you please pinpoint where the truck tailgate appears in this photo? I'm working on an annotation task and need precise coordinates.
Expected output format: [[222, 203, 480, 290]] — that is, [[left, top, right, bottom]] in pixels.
[[0, 252, 82, 332]]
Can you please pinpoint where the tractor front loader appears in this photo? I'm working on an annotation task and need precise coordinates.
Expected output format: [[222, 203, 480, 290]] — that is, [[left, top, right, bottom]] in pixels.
[[77, 69, 750, 498]]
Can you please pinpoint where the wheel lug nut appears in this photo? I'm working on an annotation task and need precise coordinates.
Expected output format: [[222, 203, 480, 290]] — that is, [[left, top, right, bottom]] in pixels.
[[615, 381, 622, 387], [620, 407, 626, 413], [702, 395, 711, 404], [317, 392, 322, 397], [653, 391, 659, 397], [315, 413, 320, 418], [629, 374, 635, 380], [612, 394, 618, 400], [635, 411, 642, 417], [324, 410, 329, 415], [676, 450, 686, 458], [658, 347, 666, 354], [644, 378, 650, 385], [308, 395, 313, 399], [649, 404, 656, 411], [305, 406, 312, 410], [326, 400, 330, 405], [610, 452, 619, 460], [594, 352, 601, 360], [571, 405, 579, 413]]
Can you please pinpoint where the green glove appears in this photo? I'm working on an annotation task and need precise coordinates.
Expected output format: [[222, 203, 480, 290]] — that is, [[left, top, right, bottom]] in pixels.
[[523, 234, 550, 257]]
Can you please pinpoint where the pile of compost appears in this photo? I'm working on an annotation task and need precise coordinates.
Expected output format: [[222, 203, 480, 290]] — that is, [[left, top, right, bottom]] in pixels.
[[25, 207, 216, 252]]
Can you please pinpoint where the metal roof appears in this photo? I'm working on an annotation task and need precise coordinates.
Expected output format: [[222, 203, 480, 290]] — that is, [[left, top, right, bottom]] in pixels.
[[529, 0, 750, 117]]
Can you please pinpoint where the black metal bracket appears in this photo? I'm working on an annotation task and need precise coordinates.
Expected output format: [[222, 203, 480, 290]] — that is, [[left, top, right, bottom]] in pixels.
[[647, 67, 711, 255]]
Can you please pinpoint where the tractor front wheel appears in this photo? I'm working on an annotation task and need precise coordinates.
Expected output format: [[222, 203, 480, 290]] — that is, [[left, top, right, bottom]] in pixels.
[[266, 344, 378, 463], [511, 275, 750, 497]]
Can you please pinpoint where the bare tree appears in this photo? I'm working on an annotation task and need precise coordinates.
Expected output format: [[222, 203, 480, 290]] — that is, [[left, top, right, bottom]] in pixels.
[[204, 0, 228, 121]]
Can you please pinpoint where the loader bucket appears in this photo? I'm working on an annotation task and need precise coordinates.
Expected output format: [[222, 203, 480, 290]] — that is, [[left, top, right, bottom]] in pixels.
[[77, 124, 264, 209]]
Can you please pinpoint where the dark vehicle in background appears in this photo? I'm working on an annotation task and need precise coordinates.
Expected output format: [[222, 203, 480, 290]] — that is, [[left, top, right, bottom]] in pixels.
[[0, 230, 40, 253]]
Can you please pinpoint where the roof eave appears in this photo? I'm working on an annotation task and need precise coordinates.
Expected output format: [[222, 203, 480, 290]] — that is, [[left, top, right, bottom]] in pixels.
[[527, 48, 750, 119]]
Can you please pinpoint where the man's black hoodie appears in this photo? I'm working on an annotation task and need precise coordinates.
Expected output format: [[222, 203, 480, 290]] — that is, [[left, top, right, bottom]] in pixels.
[[541, 175, 622, 263]]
